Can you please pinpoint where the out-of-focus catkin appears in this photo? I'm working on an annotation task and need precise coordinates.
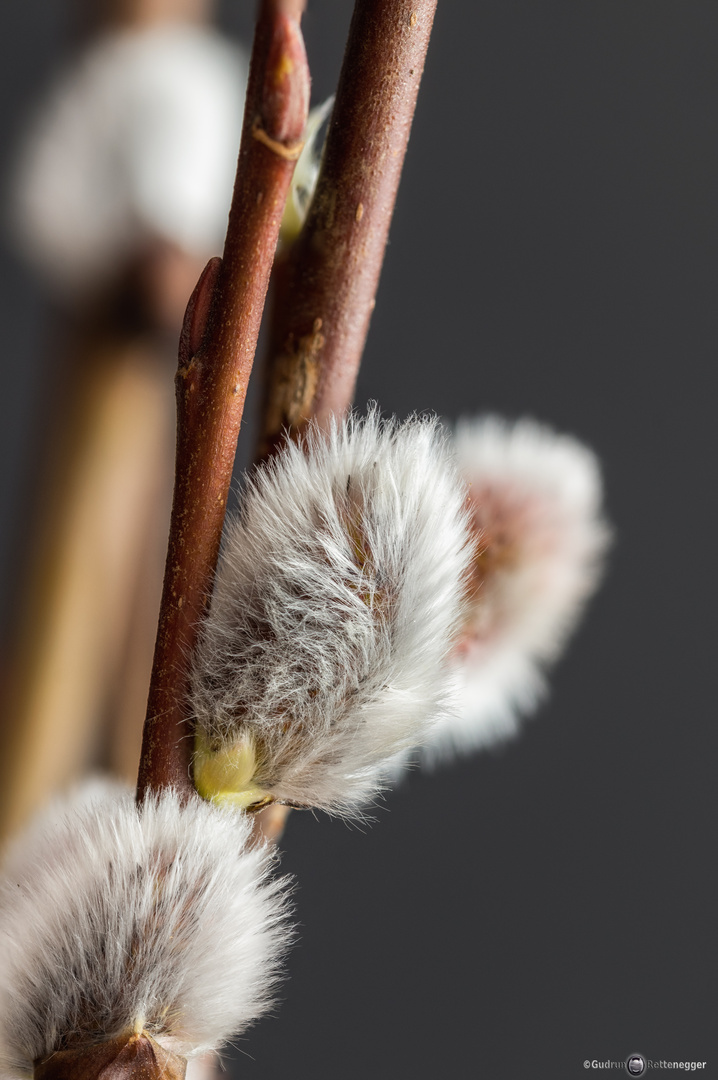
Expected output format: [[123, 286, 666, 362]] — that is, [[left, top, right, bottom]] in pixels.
[[422, 415, 610, 761], [0, 783, 291, 1077]]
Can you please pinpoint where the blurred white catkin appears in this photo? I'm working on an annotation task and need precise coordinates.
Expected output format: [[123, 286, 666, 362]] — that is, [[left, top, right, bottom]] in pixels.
[[0, 782, 291, 1076], [421, 415, 610, 762], [13, 23, 248, 296]]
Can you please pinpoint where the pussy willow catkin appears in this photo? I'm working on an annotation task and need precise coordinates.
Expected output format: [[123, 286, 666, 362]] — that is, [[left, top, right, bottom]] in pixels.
[[0, 783, 291, 1077], [421, 415, 610, 761], [191, 411, 473, 816]]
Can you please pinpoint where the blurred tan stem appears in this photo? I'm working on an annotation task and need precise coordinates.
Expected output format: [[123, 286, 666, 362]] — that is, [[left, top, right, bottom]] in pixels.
[[0, 336, 173, 841], [80, 0, 214, 32], [0, 0, 222, 845]]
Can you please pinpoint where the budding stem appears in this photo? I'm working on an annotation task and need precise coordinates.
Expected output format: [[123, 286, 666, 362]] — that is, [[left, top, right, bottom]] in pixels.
[[137, 0, 310, 801]]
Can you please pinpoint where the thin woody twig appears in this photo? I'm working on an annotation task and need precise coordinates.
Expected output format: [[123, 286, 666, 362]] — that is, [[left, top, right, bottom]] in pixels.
[[249, 0, 438, 843], [257, 0, 438, 459], [136, 0, 309, 801]]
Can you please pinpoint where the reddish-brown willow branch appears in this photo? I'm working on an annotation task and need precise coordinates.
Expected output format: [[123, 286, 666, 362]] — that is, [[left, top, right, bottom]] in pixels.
[[249, 0, 438, 845], [257, 0, 438, 459], [136, 0, 309, 801]]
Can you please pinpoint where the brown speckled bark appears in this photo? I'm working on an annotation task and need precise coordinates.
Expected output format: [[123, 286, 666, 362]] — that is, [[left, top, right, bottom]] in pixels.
[[258, 0, 438, 459], [136, 0, 309, 801]]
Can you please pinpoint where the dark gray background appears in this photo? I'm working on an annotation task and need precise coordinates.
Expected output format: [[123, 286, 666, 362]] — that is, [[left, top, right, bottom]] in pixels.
[[1, 3, 716, 1078]]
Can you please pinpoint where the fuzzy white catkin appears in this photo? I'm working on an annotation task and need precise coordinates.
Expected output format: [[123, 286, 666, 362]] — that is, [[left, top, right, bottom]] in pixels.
[[190, 411, 473, 816], [13, 24, 248, 296], [420, 415, 610, 762], [0, 782, 291, 1076]]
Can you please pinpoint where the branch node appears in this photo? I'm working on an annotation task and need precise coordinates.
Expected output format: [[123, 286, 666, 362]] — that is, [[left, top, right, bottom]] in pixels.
[[252, 119, 305, 161]]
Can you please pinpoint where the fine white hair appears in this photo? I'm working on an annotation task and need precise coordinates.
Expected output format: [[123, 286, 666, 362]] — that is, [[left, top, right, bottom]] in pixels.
[[190, 410, 472, 815], [0, 782, 291, 1076], [13, 24, 247, 296], [421, 415, 610, 762]]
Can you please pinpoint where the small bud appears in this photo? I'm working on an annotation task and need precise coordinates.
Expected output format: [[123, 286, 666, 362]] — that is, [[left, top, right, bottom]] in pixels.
[[0, 783, 291, 1074], [34, 1030, 186, 1080], [420, 415, 610, 762], [190, 411, 472, 816]]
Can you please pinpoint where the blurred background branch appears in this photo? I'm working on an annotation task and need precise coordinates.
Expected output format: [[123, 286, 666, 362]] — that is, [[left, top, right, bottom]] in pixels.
[[0, 0, 245, 838]]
